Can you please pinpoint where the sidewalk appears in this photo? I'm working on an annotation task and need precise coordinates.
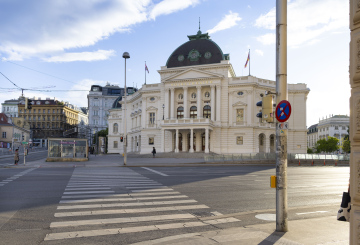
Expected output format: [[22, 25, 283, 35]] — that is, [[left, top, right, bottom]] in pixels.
[[130, 216, 349, 245]]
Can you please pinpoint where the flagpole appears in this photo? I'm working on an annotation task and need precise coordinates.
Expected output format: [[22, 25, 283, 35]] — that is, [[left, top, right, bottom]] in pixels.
[[145, 61, 147, 85], [249, 49, 250, 76]]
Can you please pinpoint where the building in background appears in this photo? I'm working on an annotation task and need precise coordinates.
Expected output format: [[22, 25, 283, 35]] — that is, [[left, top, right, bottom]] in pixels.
[[0, 113, 30, 149], [108, 29, 309, 155], [18, 97, 86, 147], [87, 83, 137, 146], [307, 124, 318, 150], [1, 98, 21, 118], [307, 115, 349, 153]]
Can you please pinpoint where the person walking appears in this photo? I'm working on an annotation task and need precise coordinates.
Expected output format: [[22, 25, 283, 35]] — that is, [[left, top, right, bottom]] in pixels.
[[152, 147, 156, 158], [14, 149, 19, 165]]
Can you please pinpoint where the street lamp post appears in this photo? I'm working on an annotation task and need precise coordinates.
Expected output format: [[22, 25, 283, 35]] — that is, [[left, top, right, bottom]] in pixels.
[[123, 52, 130, 166], [162, 104, 165, 120]]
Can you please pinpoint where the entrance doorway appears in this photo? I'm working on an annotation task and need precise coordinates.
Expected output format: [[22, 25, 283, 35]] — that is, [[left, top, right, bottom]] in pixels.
[[179, 133, 182, 151]]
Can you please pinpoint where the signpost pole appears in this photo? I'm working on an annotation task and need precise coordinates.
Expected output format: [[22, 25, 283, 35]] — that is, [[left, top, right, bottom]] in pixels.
[[276, 0, 288, 232], [23, 144, 26, 165]]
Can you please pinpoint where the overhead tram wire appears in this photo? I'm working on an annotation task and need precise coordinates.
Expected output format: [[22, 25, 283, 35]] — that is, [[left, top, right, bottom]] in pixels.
[[6, 61, 78, 85]]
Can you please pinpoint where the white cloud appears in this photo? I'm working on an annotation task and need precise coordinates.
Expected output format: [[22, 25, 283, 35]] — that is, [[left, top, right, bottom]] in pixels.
[[254, 0, 348, 47], [149, 0, 200, 20], [0, 0, 200, 61], [43, 50, 115, 62], [255, 49, 264, 56], [256, 33, 275, 45], [207, 11, 242, 34]]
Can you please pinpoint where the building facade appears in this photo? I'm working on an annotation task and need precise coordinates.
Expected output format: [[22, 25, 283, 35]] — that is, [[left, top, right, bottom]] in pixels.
[[1, 98, 20, 118], [0, 113, 30, 149], [307, 115, 349, 152], [108, 30, 309, 155], [18, 98, 84, 147]]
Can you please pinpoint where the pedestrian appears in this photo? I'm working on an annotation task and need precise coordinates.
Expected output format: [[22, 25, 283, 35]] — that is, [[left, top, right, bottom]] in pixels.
[[14, 149, 19, 165], [152, 147, 156, 158]]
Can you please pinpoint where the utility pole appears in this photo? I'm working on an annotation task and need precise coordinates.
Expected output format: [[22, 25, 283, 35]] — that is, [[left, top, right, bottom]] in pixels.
[[276, 0, 288, 232]]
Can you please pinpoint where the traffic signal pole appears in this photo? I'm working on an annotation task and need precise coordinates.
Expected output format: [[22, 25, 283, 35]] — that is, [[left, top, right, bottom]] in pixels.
[[276, 0, 288, 232]]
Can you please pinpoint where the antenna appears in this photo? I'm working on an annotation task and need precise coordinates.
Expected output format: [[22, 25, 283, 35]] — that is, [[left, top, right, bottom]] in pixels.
[[199, 17, 201, 30]]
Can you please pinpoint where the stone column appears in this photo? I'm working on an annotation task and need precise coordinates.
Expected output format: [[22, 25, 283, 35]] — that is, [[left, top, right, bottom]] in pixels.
[[189, 128, 194, 153], [205, 128, 209, 153], [216, 85, 221, 122], [175, 129, 179, 153], [210, 85, 215, 121], [170, 88, 175, 119], [197, 86, 202, 118], [183, 87, 188, 118], [165, 89, 170, 120], [350, 1, 360, 242], [161, 129, 165, 153]]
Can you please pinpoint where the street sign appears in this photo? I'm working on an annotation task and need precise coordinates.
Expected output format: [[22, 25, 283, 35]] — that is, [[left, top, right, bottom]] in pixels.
[[277, 122, 289, 130], [275, 100, 291, 122], [22, 142, 28, 145]]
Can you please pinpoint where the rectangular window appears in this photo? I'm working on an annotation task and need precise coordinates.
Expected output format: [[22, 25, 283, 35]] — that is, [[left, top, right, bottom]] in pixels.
[[236, 136, 243, 145], [335, 126, 338, 130], [114, 141, 118, 148], [236, 109, 244, 122], [149, 113, 155, 124], [149, 137, 154, 145], [93, 110, 99, 116], [2, 132, 6, 138], [43, 109, 45, 113]]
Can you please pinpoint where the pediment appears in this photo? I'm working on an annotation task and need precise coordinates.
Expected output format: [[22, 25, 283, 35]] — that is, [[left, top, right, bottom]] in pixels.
[[232, 101, 247, 107], [164, 68, 223, 82], [146, 106, 158, 111]]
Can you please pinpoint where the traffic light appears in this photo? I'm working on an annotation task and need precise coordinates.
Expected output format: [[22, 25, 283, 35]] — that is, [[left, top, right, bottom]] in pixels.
[[256, 99, 263, 119], [262, 95, 274, 123], [120, 136, 123, 142], [256, 95, 274, 123], [27, 98, 33, 109]]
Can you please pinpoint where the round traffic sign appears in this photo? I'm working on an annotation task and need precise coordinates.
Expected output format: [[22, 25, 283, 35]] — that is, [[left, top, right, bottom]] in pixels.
[[275, 100, 291, 122]]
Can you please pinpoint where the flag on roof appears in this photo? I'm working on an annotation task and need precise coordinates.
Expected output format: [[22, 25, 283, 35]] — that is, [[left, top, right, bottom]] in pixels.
[[145, 63, 149, 73], [244, 52, 250, 68]]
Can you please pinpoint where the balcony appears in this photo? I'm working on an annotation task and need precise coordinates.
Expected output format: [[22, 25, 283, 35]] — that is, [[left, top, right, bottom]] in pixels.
[[162, 118, 214, 128]]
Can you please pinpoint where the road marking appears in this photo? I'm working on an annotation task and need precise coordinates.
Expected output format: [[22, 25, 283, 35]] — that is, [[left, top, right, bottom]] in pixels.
[[130, 191, 180, 196], [129, 232, 202, 245], [50, 213, 195, 228], [57, 199, 198, 210], [142, 167, 169, 176], [60, 195, 189, 204], [55, 204, 209, 217], [60, 191, 181, 199], [131, 188, 174, 192], [126, 186, 167, 189], [63, 190, 115, 195], [65, 187, 111, 191], [255, 213, 276, 221], [45, 218, 240, 240], [296, 211, 328, 215]]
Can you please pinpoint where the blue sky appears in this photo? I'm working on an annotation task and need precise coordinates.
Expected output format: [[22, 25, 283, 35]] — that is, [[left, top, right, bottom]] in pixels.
[[0, 0, 349, 127]]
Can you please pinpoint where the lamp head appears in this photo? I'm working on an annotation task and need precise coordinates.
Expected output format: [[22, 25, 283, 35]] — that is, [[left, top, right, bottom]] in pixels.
[[122, 52, 130, 59], [162, 104, 165, 108]]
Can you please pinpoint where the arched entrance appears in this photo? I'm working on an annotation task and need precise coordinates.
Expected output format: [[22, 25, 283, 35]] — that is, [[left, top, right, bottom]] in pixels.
[[270, 134, 275, 153], [259, 133, 266, 153]]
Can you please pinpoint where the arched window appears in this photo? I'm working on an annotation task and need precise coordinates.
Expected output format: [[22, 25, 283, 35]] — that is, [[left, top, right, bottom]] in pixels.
[[113, 123, 118, 133], [190, 106, 197, 119], [177, 107, 184, 119], [203, 105, 211, 118]]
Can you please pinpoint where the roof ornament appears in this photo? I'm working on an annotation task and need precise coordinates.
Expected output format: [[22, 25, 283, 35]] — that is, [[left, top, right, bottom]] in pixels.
[[197, 17, 202, 35]]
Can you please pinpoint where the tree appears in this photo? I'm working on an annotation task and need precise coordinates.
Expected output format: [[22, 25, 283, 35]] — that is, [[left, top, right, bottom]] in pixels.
[[307, 148, 314, 154], [343, 140, 351, 153], [315, 136, 339, 153]]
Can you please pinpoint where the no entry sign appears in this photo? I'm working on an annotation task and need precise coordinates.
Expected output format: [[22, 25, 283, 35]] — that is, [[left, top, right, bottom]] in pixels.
[[275, 100, 291, 122]]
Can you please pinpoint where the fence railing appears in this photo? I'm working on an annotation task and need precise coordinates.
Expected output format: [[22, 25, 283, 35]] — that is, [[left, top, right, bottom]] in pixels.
[[204, 153, 350, 162]]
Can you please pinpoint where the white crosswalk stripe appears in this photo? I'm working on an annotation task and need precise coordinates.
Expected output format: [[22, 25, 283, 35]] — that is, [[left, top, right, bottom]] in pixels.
[[44, 168, 240, 242]]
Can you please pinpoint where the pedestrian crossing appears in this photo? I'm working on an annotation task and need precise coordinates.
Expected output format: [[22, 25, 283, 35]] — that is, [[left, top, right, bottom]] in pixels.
[[44, 168, 240, 242]]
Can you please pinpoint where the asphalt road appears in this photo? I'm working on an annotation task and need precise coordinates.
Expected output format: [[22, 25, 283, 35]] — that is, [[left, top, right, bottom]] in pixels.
[[0, 164, 349, 244]]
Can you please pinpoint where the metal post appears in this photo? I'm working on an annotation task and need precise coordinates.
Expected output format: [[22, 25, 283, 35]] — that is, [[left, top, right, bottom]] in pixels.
[[123, 52, 130, 166], [276, 0, 288, 232]]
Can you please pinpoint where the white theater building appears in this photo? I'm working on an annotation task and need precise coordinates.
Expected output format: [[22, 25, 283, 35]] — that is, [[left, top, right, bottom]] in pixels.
[[108, 30, 309, 155]]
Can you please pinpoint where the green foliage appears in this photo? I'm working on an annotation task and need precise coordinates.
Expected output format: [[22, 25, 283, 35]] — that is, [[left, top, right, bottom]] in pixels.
[[315, 136, 339, 153], [342, 140, 351, 153], [307, 148, 314, 154]]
